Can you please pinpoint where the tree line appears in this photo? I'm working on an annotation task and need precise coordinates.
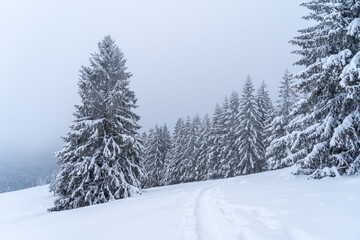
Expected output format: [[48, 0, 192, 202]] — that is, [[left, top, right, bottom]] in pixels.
[[141, 72, 297, 188], [50, 0, 360, 211]]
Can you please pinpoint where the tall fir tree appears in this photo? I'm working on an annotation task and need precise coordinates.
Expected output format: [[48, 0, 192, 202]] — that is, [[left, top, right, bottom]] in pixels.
[[206, 104, 225, 179], [160, 124, 172, 175], [139, 131, 148, 187], [216, 97, 230, 178], [224, 91, 240, 177], [142, 128, 157, 187], [178, 117, 194, 183], [163, 118, 185, 185], [235, 76, 263, 174], [172, 116, 202, 182], [223, 91, 241, 178], [278, 70, 298, 118], [285, 0, 360, 178], [266, 70, 298, 170], [195, 114, 211, 181], [190, 115, 202, 181], [256, 82, 274, 170], [143, 125, 171, 188], [50, 36, 143, 211]]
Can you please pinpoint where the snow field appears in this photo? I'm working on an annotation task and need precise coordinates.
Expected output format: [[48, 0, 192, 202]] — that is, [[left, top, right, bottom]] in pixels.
[[1, 168, 359, 240]]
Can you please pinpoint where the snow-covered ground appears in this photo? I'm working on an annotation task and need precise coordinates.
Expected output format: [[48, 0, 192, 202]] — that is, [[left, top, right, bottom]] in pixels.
[[1, 168, 359, 240]]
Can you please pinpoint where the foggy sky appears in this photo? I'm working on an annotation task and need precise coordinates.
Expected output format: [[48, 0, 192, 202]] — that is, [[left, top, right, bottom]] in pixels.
[[0, 0, 309, 163]]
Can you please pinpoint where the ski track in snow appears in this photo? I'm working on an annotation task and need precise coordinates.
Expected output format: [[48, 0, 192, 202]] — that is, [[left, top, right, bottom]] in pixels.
[[179, 181, 244, 240], [178, 180, 316, 240], [178, 187, 202, 240]]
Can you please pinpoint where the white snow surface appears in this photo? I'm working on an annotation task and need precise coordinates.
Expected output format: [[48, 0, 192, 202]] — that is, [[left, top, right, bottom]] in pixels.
[[1, 168, 359, 240]]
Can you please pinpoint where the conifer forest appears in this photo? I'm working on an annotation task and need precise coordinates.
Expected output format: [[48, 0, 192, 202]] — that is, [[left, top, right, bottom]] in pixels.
[[1, 1, 360, 239]]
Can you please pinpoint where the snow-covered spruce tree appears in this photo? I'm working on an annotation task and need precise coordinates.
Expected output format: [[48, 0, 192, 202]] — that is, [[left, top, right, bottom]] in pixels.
[[139, 131, 148, 187], [222, 92, 241, 177], [163, 118, 185, 185], [216, 93, 241, 178], [266, 70, 298, 170], [278, 70, 298, 118], [50, 36, 143, 211], [142, 125, 171, 188], [188, 115, 202, 182], [195, 114, 211, 181], [206, 104, 226, 179], [256, 82, 274, 170], [176, 116, 201, 183], [140, 132, 148, 152], [160, 124, 172, 177], [285, 0, 360, 178], [215, 97, 231, 178], [217, 92, 241, 178], [142, 127, 160, 188], [157, 124, 172, 184], [235, 76, 263, 174]]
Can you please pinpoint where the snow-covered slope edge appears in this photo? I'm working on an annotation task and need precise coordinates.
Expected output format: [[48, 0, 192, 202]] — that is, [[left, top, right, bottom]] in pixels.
[[1, 169, 359, 240]]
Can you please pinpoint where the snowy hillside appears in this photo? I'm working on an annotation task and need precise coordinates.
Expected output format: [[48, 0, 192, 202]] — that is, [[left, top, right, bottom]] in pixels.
[[1, 169, 359, 240]]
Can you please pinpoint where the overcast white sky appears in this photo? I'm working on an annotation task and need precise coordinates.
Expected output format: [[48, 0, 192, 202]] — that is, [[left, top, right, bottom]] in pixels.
[[0, 0, 309, 163]]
